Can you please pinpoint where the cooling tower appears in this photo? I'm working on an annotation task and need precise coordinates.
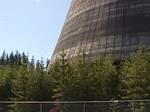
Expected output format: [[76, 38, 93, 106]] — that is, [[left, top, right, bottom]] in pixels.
[[51, 0, 150, 62]]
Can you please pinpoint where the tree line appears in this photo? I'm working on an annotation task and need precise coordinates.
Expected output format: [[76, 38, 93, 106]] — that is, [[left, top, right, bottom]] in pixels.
[[0, 49, 150, 106], [0, 50, 51, 101], [49, 49, 150, 102]]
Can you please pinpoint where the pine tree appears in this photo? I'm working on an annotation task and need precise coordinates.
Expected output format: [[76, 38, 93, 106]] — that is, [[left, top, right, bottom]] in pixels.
[[29, 56, 35, 72], [30, 59, 53, 101], [9, 51, 15, 65], [35, 60, 40, 71], [6, 54, 9, 65], [0, 65, 16, 101], [120, 49, 150, 112], [11, 66, 31, 101], [70, 51, 92, 101], [49, 50, 72, 101], [14, 51, 21, 65], [21, 52, 28, 67], [1, 50, 6, 65], [46, 59, 50, 69]]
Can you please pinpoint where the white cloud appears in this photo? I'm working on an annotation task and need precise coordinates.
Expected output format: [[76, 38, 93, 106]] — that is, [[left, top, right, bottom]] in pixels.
[[35, 0, 40, 3]]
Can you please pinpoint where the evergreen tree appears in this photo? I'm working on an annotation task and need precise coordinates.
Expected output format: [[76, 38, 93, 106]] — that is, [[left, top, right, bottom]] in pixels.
[[49, 50, 72, 101], [11, 66, 31, 101], [0, 50, 6, 65], [6, 54, 9, 65], [31, 59, 53, 101], [121, 49, 150, 99], [9, 51, 15, 65], [120, 49, 150, 111], [35, 60, 40, 71], [14, 51, 21, 65], [46, 59, 50, 69], [29, 56, 35, 72], [0, 66, 16, 101], [21, 52, 28, 67]]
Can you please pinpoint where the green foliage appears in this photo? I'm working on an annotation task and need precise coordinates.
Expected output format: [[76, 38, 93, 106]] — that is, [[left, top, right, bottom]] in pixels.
[[0, 65, 16, 101], [0, 51, 53, 102], [49, 50, 73, 101], [48, 48, 150, 111], [0, 51, 53, 112], [120, 49, 150, 112], [121, 49, 150, 100], [11, 66, 31, 101], [0, 48, 150, 112], [49, 51, 119, 101], [89, 56, 118, 100]]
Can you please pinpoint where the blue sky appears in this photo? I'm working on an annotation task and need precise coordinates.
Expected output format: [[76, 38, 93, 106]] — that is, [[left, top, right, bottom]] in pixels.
[[0, 0, 71, 60]]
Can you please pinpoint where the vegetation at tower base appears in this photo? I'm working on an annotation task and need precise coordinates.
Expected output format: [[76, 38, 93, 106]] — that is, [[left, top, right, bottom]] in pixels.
[[119, 48, 150, 112], [120, 48, 150, 100], [49, 51, 119, 101], [1, 49, 150, 111]]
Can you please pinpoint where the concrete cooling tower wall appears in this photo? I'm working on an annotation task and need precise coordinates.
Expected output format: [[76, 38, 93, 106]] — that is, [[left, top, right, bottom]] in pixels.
[[51, 0, 150, 62]]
